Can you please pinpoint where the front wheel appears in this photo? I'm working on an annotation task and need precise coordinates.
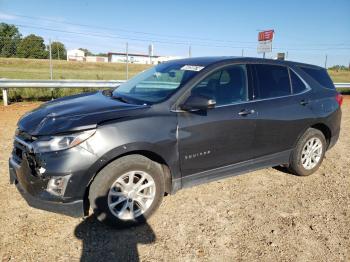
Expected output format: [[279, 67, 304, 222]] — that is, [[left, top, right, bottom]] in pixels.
[[89, 155, 165, 228], [289, 128, 326, 176]]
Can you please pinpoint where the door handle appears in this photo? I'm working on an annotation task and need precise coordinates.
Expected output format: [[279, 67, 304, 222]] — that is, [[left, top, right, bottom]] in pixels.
[[300, 99, 309, 106], [238, 109, 255, 116]]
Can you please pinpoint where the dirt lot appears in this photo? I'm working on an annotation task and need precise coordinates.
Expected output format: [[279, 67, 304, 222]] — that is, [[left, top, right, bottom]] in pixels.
[[0, 99, 349, 262]]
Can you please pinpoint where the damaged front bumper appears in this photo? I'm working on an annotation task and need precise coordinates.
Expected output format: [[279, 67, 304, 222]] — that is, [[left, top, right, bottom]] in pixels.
[[9, 157, 85, 217], [8, 133, 99, 218]]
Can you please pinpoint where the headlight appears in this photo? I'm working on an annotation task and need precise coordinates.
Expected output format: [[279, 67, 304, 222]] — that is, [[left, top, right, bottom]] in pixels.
[[32, 129, 95, 153]]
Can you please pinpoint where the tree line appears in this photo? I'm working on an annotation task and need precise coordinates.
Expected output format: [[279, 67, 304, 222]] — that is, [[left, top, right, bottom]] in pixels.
[[0, 23, 67, 59], [0, 23, 106, 60]]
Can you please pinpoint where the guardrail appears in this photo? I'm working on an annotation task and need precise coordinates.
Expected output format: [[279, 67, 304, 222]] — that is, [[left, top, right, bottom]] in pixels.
[[0, 79, 349, 106], [334, 83, 350, 89], [0, 79, 125, 106]]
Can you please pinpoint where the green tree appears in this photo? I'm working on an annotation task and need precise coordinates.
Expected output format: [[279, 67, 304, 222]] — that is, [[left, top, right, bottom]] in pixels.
[[49, 41, 67, 60], [17, 34, 48, 59], [329, 65, 348, 71], [0, 23, 22, 57], [78, 48, 93, 56]]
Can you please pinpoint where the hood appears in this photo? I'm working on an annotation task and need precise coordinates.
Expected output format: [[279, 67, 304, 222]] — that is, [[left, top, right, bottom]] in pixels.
[[18, 91, 148, 136]]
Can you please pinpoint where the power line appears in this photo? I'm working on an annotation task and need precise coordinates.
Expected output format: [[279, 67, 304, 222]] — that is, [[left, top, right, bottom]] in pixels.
[[13, 23, 350, 52], [6, 12, 349, 49], [13, 23, 258, 49], [5, 12, 258, 45]]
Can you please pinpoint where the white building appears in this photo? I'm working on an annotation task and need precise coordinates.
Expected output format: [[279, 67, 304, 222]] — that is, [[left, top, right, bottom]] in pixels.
[[67, 49, 181, 64], [85, 56, 108, 63], [156, 56, 182, 63], [108, 52, 182, 65], [67, 49, 85, 62]]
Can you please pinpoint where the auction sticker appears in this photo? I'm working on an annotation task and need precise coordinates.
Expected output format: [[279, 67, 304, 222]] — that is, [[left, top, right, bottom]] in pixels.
[[180, 65, 204, 71]]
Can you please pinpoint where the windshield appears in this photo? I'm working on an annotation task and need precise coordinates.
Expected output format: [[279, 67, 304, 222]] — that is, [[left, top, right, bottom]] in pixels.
[[113, 62, 203, 104]]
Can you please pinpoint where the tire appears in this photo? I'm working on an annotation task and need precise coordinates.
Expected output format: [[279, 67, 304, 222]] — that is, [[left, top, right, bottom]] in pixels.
[[89, 154, 165, 228], [289, 128, 326, 176]]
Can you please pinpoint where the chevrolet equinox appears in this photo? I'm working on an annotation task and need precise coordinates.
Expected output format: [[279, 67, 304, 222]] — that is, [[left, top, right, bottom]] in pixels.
[[9, 57, 342, 227]]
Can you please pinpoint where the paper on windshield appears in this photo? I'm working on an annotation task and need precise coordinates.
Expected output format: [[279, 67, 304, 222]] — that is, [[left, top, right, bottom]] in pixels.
[[180, 65, 204, 71]]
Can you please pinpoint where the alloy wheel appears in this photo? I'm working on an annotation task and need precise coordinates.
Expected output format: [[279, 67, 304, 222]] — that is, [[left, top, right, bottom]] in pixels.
[[301, 137, 323, 170], [107, 171, 156, 220]]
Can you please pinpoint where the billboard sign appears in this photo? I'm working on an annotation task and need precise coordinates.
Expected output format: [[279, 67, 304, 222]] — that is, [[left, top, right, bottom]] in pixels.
[[258, 30, 274, 41], [257, 30, 274, 54]]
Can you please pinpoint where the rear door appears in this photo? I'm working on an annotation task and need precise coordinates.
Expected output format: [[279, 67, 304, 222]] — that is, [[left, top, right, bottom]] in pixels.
[[250, 63, 315, 158]]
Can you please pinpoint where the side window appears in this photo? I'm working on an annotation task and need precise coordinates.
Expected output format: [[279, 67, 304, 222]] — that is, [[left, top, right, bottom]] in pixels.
[[299, 66, 335, 89], [290, 69, 307, 94], [192, 65, 247, 106], [253, 64, 291, 99]]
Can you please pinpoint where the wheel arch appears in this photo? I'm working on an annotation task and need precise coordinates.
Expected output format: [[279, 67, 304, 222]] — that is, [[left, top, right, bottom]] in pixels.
[[83, 148, 174, 215], [294, 123, 332, 149], [310, 123, 332, 148]]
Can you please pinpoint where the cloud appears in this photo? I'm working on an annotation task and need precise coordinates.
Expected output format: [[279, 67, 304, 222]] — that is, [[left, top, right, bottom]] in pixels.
[[0, 12, 18, 20]]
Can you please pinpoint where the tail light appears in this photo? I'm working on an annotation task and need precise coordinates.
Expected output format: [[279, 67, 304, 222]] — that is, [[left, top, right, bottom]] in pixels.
[[335, 93, 343, 107]]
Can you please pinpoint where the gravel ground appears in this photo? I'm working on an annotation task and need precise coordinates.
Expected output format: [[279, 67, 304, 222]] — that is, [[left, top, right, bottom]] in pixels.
[[0, 99, 349, 262]]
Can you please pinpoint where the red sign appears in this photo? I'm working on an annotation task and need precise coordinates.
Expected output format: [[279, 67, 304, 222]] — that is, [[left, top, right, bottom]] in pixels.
[[258, 30, 274, 41]]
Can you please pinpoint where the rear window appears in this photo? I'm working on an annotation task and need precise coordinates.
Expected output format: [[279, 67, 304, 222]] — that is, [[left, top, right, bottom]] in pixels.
[[299, 66, 335, 89], [253, 64, 291, 99]]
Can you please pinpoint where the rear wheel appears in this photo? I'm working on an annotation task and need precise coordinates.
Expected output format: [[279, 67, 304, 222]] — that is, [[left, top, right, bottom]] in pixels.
[[289, 128, 326, 176], [89, 155, 165, 228]]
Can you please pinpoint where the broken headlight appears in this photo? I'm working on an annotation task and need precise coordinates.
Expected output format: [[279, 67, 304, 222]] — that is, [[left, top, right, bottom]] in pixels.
[[32, 130, 95, 153]]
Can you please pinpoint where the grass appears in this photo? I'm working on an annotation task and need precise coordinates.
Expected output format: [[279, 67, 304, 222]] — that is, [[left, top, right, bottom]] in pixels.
[[0, 58, 349, 101], [327, 70, 350, 83], [0, 58, 151, 101], [0, 57, 151, 80], [337, 88, 350, 95]]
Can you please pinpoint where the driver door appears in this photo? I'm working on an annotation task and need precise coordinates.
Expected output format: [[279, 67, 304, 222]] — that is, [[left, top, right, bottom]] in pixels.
[[177, 64, 257, 177]]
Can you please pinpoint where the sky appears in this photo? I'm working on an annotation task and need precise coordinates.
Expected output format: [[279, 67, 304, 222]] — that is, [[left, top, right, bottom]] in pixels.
[[0, 0, 349, 67]]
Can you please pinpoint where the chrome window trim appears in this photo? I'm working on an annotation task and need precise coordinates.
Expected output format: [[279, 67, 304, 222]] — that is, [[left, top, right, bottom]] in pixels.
[[171, 87, 312, 112], [252, 63, 294, 100], [289, 67, 311, 94], [171, 64, 312, 113], [213, 88, 312, 108]]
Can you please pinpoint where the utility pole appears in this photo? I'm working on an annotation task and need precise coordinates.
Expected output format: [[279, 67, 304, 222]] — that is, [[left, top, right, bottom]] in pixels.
[[286, 51, 288, 60], [324, 54, 328, 69], [126, 42, 129, 80], [49, 38, 53, 80], [148, 43, 153, 65], [57, 42, 60, 60], [49, 38, 53, 100], [241, 49, 244, 57], [2, 88, 8, 106], [188, 45, 192, 58]]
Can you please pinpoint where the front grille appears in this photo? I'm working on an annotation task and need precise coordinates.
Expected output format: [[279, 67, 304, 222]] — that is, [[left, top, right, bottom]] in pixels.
[[12, 129, 35, 164]]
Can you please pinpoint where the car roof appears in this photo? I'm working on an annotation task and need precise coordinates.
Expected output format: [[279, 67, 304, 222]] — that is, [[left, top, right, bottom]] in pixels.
[[169, 56, 323, 70]]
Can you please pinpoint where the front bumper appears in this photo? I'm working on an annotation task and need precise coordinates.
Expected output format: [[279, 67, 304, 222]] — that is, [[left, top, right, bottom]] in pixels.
[[9, 156, 85, 218]]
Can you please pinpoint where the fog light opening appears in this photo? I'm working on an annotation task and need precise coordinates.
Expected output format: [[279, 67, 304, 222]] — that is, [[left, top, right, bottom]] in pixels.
[[47, 175, 71, 196]]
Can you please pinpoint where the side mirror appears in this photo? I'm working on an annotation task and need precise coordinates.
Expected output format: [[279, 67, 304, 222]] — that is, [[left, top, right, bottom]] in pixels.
[[181, 94, 216, 111]]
